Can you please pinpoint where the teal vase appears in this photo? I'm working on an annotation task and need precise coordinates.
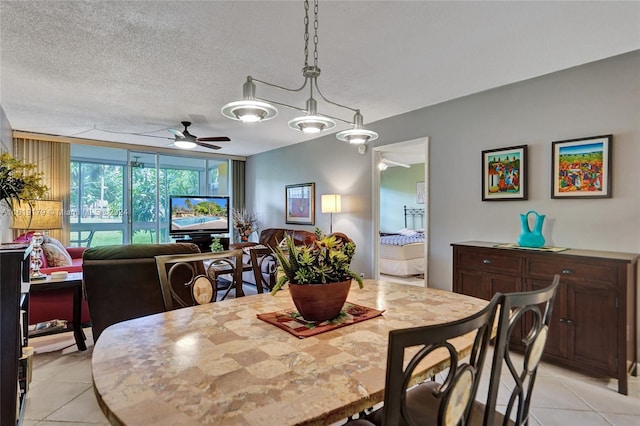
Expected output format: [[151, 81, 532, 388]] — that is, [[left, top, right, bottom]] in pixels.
[[518, 210, 545, 248]]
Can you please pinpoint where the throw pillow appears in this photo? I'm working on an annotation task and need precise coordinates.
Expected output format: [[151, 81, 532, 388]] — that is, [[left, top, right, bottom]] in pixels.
[[42, 243, 73, 267], [43, 236, 67, 252]]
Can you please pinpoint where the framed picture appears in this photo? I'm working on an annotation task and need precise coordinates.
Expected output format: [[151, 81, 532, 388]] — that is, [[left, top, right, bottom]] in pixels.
[[416, 181, 425, 204], [482, 145, 527, 201], [285, 182, 315, 225], [551, 135, 612, 199]]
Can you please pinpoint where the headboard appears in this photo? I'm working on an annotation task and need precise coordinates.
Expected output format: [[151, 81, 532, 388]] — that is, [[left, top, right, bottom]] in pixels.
[[404, 205, 425, 229]]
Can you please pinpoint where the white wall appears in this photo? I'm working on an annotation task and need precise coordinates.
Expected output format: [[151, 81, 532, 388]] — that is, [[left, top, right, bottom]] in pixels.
[[245, 138, 373, 277], [247, 51, 640, 289], [380, 163, 425, 232]]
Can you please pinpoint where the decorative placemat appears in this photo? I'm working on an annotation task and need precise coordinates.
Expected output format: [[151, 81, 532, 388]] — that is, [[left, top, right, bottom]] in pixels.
[[494, 243, 568, 252], [257, 302, 384, 338]]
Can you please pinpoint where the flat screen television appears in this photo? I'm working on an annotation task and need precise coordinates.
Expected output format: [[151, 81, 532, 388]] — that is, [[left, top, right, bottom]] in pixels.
[[169, 195, 230, 237]]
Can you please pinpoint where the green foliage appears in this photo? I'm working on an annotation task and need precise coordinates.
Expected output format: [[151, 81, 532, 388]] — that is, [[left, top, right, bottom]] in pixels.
[[0, 152, 49, 218], [210, 237, 224, 252], [271, 230, 364, 294]]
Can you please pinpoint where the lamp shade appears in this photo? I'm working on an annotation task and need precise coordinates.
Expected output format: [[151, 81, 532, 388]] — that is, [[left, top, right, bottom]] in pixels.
[[11, 200, 63, 230], [321, 194, 341, 214]]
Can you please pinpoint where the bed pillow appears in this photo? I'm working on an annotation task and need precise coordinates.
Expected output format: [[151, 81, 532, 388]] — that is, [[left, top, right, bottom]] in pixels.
[[399, 228, 417, 237]]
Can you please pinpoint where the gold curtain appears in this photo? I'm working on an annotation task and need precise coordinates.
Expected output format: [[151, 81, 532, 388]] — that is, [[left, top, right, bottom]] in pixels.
[[13, 136, 71, 245]]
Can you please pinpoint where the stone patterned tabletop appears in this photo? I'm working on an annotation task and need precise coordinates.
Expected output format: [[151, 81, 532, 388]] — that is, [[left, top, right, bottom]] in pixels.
[[92, 280, 488, 425]]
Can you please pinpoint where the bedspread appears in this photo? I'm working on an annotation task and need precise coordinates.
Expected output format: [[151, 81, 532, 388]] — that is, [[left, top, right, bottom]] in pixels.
[[380, 234, 425, 246]]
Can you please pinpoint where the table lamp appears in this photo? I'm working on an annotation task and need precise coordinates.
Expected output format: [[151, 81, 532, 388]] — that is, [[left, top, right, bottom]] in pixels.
[[11, 199, 63, 280], [321, 194, 341, 234]]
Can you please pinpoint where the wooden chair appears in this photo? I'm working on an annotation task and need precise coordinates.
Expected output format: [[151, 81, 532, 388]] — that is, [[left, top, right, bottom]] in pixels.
[[248, 246, 277, 293], [349, 294, 501, 426], [468, 275, 560, 426], [154, 249, 243, 310]]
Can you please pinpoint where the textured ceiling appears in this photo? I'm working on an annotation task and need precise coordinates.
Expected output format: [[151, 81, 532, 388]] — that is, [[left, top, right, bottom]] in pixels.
[[1, 1, 639, 157]]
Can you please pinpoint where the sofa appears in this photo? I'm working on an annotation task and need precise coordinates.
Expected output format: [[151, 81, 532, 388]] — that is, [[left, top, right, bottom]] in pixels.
[[82, 243, 201, 341], [14, 232, 90, 325]]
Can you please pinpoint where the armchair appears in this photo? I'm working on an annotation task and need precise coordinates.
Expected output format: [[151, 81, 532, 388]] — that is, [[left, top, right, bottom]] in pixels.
[[232, 228, 318, 289]]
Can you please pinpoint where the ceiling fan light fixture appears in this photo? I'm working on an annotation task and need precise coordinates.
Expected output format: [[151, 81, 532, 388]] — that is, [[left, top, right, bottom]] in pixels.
[[174, 140, 197, 149]]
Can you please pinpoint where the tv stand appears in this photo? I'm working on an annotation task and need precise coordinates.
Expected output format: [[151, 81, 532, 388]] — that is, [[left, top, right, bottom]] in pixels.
[[173, 235, 229, 253]]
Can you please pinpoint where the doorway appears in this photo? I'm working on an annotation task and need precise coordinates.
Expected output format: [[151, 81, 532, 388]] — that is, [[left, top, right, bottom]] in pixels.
[[372, 137, 429, 286]]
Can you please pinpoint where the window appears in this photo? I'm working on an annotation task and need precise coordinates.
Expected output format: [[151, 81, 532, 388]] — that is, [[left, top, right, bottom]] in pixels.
[[70, 145, 230, 247]]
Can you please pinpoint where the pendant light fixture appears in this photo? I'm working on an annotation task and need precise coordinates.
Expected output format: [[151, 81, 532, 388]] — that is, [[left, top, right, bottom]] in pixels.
[[221, 0, 378, 144]]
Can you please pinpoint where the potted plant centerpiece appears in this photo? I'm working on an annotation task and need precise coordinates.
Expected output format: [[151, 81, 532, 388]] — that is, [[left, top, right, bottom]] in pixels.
[[270, 228, 364, 322]]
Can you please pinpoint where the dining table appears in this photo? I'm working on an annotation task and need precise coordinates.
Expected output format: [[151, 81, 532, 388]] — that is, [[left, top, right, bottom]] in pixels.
[[92, 279, 489, 426]]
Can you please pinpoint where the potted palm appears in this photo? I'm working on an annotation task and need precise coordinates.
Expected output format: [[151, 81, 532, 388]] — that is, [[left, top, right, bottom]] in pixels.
[[270, 228, 364, 322]]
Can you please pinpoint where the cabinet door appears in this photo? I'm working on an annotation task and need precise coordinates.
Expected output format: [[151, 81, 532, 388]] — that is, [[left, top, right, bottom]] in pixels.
[[455, 269, 491, 301], [529, 278, 567, 359], [568, 282, 617, 374]]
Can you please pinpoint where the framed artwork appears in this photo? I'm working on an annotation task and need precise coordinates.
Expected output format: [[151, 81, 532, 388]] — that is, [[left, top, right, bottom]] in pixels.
[[416, 181, 425, 204], [551, 134, 612, 199], [285, 182, 315, 225], [482, 145, 527, 201]]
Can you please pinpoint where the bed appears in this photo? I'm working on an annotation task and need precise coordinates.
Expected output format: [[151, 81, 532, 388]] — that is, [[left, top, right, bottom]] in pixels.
[[379, 206, 425, 277]]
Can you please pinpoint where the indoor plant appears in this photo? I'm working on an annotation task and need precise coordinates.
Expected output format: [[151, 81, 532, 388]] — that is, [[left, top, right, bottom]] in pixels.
[[0, 152, 49, 219], [271, 228, 364, 321]]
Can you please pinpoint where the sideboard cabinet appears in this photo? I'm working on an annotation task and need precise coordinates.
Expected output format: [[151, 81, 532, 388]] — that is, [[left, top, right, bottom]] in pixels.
[[452, 241, 638, 395]]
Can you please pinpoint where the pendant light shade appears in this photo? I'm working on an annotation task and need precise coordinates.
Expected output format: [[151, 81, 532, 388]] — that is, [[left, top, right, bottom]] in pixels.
[[221, 78, 278, 123]]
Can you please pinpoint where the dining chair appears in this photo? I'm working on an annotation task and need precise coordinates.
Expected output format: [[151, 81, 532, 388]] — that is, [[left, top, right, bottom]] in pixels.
[[154, 249, 243, 310], [248, 246, 277, 293], [348, 293, 501, 426], [468, 275, 560, 426]]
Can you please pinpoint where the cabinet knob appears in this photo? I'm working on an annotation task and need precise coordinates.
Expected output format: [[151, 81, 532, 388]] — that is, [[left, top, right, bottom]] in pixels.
[[483, 259, 492, 264], [561, 269, 573, 275], [559, 318, 566, 323], [566, 319, 574, 325]]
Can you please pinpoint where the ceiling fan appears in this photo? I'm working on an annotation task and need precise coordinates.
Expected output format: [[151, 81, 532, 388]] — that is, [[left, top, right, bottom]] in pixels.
[[168, 121, 230, 150]]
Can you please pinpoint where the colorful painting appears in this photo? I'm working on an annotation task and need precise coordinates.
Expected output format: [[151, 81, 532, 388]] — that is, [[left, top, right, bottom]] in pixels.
[[552, 135, 612, 199], [285, 183, 315, 225], [482, 145, 527, 201]]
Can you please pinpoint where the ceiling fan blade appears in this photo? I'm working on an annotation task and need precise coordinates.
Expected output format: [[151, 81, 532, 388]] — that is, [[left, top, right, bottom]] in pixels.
[[197, 136, 231, 142], [168, 128, 185, 139], [138, 134, 174, 140], [195, 141, 222, 150]]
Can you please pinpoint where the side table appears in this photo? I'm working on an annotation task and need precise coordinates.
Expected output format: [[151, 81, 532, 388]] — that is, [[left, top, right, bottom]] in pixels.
[[27, 272, 87, 351]]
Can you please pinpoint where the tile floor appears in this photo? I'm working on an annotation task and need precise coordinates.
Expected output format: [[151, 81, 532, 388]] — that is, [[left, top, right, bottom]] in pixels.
[[22, 285, 640, 426]]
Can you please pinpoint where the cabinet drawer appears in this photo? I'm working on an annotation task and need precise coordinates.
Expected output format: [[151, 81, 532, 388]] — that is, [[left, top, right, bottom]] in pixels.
[[527, 257, 617, 282], [457, 249, 522, 275]]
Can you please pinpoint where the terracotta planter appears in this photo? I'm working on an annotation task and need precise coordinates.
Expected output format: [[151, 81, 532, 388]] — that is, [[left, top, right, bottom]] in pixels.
[[288, 279, 352, 322]]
